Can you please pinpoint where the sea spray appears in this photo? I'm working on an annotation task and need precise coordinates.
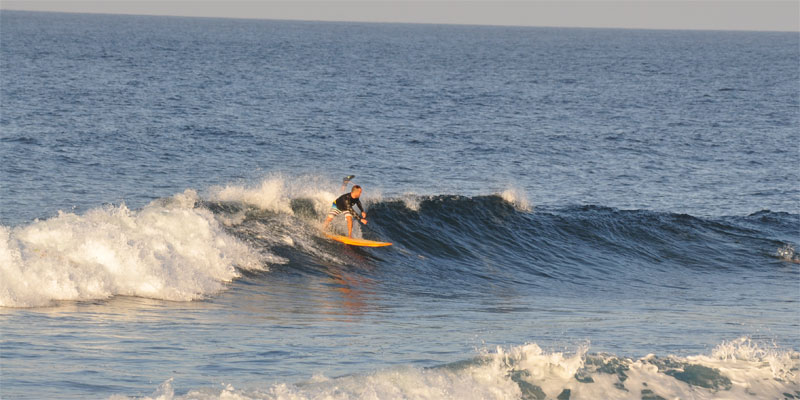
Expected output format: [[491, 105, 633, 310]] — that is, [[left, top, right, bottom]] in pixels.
[[209, 177, 296, 214], [207, 175, 339, 217], [500, 187, 532, 212]]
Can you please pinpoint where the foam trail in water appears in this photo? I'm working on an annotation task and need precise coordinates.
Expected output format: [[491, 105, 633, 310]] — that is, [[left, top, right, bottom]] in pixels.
[[116, 338, 800, 400], [0, 190, 274, 308]]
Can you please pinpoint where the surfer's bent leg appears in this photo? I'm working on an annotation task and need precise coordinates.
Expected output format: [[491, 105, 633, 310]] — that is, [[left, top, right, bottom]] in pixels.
[[323, 203, 341, 231], [346, 213, 354, 238]]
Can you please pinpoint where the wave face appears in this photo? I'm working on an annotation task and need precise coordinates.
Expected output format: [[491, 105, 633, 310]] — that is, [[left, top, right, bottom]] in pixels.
[[349, 195, 800, 297], [122, 338, 800, 400]]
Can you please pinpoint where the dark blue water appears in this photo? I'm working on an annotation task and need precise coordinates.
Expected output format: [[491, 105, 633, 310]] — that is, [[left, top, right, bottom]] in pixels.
[[1, 10, 798, 400]]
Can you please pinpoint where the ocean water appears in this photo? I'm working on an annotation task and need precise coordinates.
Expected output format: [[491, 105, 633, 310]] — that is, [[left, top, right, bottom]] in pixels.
[[1, 10, 799, 400]]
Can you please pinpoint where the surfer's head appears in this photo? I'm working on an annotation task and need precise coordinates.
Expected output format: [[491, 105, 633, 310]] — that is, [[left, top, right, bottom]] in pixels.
[[351, 185, 362, 198]]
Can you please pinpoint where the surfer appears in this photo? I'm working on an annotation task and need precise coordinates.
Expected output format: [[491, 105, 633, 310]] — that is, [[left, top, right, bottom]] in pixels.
[[323, 181, 368, 238]]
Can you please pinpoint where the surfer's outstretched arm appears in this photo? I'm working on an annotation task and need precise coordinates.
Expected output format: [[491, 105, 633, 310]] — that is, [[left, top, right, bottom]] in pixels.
[[340, 175, 355, 192]]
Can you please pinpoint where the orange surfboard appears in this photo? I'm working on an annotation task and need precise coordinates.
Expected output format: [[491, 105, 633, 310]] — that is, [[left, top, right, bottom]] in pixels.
[[325, 233, 392, 247]]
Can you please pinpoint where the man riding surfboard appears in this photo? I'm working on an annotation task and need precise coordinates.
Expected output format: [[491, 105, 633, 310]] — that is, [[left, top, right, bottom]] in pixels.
[[323, 176, 367, 238]]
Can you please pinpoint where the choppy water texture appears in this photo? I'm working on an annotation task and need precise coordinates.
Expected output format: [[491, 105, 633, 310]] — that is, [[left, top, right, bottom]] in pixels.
[[1, 10, 799, 400]]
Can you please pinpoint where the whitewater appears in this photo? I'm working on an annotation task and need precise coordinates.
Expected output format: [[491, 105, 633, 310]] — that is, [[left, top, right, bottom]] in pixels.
[[115, 339, 799, 400]]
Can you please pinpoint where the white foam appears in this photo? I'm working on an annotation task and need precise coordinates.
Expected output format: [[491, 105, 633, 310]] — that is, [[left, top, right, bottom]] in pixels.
[[0, 190, 272, 308], [706, 337, 798, 383], [121, 338, 799, 400]]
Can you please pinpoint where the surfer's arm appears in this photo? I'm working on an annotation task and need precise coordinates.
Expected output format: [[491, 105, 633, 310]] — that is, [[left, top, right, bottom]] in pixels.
[[355, 200, 367, 222], [355, 199, 366, 217]]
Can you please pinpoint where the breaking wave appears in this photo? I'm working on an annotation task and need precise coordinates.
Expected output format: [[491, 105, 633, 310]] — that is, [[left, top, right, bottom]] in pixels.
[[117, 338, 800, 400], [0, 190, 275, 307], [2, 176, 797, 308]]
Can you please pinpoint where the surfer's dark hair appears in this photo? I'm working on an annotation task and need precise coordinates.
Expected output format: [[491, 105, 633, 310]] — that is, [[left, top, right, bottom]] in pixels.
[[351, 185, 362, 192]]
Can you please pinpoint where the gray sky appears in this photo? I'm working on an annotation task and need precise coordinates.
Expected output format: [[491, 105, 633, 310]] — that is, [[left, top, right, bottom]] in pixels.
[[2, 1, 798, 31]]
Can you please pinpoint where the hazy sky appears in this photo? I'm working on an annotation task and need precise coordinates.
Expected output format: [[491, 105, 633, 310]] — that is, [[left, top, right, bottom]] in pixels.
[[2, 1, 798, 32]]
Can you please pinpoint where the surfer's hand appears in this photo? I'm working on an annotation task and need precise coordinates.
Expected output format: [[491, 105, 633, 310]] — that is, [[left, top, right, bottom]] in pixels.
[[361, 212, 367, 218], [361, 218, 368, 224]]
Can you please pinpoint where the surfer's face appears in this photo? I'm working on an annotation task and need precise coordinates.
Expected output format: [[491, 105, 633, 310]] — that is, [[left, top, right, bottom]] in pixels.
[[352, 188, 362, 198]]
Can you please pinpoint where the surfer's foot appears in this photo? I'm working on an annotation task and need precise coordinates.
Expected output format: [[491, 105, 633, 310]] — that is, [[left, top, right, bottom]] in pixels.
[[343, 175, 355, 183]]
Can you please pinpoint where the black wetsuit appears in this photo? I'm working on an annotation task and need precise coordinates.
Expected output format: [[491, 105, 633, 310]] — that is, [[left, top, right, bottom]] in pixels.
[[334, 193, 364, 216]]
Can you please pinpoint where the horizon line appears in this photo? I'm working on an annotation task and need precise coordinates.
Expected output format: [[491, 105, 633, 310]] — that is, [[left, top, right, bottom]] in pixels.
[[2, 1, 798, 33]]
